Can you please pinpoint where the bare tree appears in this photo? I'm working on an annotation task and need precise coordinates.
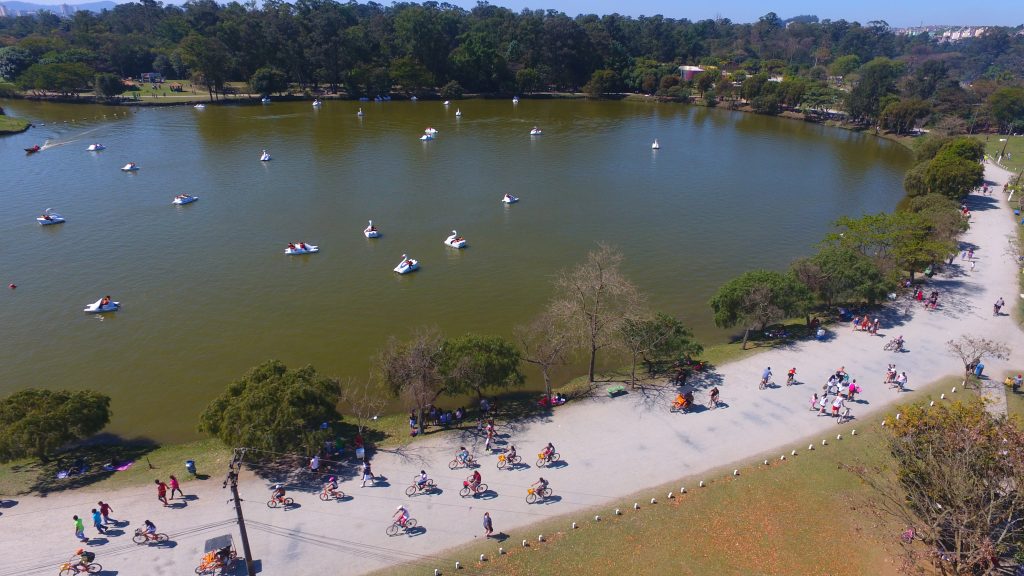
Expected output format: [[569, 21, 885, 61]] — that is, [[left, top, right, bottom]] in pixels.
[[853, 401, 1024, 575], [514, 310, 571, 400], [946, 335, 1010, 381], [376, 327, 444, 435], [549, 244, 642, 383], [340, 378, 387, 436]]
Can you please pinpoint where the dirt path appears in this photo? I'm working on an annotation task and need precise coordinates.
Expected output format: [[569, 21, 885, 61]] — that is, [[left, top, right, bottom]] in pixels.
[[3, 162, 1021, 576]]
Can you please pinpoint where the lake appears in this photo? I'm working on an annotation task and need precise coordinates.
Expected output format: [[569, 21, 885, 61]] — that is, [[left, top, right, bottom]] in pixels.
[[0, 98, 913, 441]]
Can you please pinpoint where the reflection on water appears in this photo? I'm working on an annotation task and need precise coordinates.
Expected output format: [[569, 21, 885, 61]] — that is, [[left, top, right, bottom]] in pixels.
[[0, 98, 912, 441]]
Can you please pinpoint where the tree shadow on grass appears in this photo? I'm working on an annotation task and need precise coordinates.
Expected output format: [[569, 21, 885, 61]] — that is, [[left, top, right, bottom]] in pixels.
[[18, 436, 160, 496]]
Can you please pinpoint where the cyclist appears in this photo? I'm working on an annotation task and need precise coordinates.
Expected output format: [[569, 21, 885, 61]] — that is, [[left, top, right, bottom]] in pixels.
[[542, 442, 555, 462], [469, 469, 482, 491], [142, 519, 157, 541], [271, 484, 286, 504], [786, 367, 796, 385], [456, 446, 470, 465], [73, 548, 95, 573], [673, 392, 686, 410], [761, 367, 773, 386], [507, 445, 517, 461], [394, 505, 410, 528], [324, 476, 340, 498], [709, 387, 720, 407], [416, 470, 429, 490], [532, 477, 549, 499]]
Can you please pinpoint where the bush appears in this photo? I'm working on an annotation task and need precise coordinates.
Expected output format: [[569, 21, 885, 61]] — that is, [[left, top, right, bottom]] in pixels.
[[439, 80, 463, 100], [0, 389, 111, 462], [0, 82, 18, 97]]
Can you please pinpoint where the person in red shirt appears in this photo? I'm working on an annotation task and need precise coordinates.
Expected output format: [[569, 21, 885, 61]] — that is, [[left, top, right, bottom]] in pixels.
[[168, 475, 183, 500], [155, 479, 169, 506], [97, 501, 114, 525]]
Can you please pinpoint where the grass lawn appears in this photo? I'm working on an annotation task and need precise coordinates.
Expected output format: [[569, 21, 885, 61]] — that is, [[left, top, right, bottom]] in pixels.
[[374, 380, 966, 576], [982, 134, 1024, 173], [0, 438, 230, 496], [0, 114, 30, 134]]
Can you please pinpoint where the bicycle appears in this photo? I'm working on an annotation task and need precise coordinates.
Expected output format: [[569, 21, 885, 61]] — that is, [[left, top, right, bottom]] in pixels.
[[405, 478, 436, 497], [526, 486, 553, 504], [786, 373, 796, 386], [195, 548, 237, 575], [58, 561, 102, 575], [448, 455, 477, 470], [318, 487, 346, 501], [266, 496, 294, 508], [884, 338, 904, 352], [459, 479, 489, 498], [496, 453, 521, 470], [536, 452, 560, 468], [385, 517, 418, 536], [759, 378, 772, 390], [132, 528, 169, 544]]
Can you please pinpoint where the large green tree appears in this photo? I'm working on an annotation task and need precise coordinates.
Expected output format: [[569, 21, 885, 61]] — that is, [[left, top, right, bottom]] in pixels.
[[709, 270, 811, 348], [94, 73, 125, 99], [0, 389, 111, 462], [986, 87, 1024, 133], [198, 360, 341, 454], [792, 245, 888, 307], [249, 66, 288, 96], [439, 334, 525, 400], [847, 57, 902, 120]]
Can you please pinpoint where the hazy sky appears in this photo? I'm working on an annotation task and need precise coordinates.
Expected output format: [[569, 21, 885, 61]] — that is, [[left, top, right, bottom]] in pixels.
[[13, 0, 1024, 28]]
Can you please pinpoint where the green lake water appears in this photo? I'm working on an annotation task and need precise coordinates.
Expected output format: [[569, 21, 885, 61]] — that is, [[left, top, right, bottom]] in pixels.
[[0, 98, 912, 441]]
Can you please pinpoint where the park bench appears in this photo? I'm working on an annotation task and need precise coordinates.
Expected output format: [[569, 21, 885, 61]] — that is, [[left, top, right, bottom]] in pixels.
[[607, 385, 626, 397]]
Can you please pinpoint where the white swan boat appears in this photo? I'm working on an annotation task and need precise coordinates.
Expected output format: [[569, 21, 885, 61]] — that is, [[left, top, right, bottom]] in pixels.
[[394, 254, 419, 274], [357, 108, 364, 116], [121, 163, 139, 171], [261, 97, 271, 104], [513, 96, 519, 104], [443, 100, 450, 106], [84, 298, 120, 313], [87, 143, 105, 151], [455, 109, 462, 117], [37, 208, 65, 225], [172, 194, 198, 205], [364, 220, 380, 238], [420, 134, 434, 141], [424, 127, 438, 135], [194, 104, 206, 109], [285, 243, 319, 255], [530, 127, 543, 135], [651, 139, 660, 150], [260, 150, 271, 162], [443, 230, 467, 249], [312, 99, 322, 107], [502, 194, 519, 204]]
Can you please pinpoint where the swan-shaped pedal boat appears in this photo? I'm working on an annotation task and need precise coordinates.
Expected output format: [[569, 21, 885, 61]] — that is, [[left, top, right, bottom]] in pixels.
[[121, 163, 139, 171], [357, 108, 364, 117], [502, 194, 519, 204], [420, 134, 434, 141], [651, 139, 660, 150], [530, 127, 543, 136], [364, 220, 380, 238], [194, 104, 206, 109], [261, 97, 271, 104], [455, 109, 462, 117], [394, 254, 419, 274], [513, 96, 519, 104], [443, 100, 450, 106], [312, 99, 322, 107], [443, 230, 467, 249], [424, 127, 438, 135], [87, 143, 105, 152], [260, 150, 271, 162], [172, 194, 198, 205], [285, 243, 319, 255], [37, 209, 65, 225], [84, 298, 120, 313]]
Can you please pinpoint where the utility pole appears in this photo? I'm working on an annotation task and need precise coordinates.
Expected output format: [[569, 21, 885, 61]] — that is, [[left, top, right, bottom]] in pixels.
[[225, 448, 256, 575]]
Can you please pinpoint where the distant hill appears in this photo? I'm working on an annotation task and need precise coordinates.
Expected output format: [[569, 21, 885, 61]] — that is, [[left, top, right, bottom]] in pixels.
[[0, 1, 116, 15]]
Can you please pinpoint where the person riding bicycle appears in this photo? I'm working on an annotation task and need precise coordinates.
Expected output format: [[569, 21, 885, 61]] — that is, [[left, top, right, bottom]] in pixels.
[[507, 445, 517, 461], [761, 367, 773, 386], [394, 505, 409, 527], [709, 387, 720, 406], [673, 392, 687, 410], [468, 470, 482, 490], [532, 477, 549, 498], [74, 548, 95, 572], [324, 476, 340, 497], [416, 470, 429, 489], [457, 446, 470, 465], [142, 519, 157, 541], [543, 443, 555, 462], [272, 484, 286, 504], [786, 367, 796, 384]]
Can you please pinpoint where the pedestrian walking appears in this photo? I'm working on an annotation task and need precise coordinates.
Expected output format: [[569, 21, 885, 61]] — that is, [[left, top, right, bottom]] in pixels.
[[73, 515, 87, 542], [155, 479, 169, 506], [169, 475, 184, 500], [971, 260, 976, 271], [483, 512, 494, 538], [967, 248, 974, 261], [91, 509, 106, 534], [97, 501, 114, 525], [870, 319, 880, 335], [360, 460, 373, 487], [994, 297, 1005, 316], [309, 455, 320, 475], [848, 379, 859, 402]]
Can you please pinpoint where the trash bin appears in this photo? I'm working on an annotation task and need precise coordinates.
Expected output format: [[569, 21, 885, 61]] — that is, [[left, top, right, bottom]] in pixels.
[[185, 459, 197, 476], [355, 447, 365, 460], [974, 363, 985, 378]]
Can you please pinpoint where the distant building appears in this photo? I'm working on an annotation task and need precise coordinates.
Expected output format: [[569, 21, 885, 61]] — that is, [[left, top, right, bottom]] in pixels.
[[894, 25, 991, 43], [678, 65, 704, 82]]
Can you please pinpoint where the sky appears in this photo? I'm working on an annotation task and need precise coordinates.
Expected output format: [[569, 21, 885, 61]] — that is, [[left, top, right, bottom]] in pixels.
[[12, 0, 1024, 28]]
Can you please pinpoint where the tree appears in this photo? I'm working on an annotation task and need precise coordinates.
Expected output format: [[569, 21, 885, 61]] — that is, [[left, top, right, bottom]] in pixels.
[[340, 378, 386, 436], [17, 62, 94, 95], [879, 98, 930, 135], [583, 69, 618, 97], [94, 73, 125, 99], [198, 360, 341, 454], [946, 336, 1010, 381], [390, 57, 434, 95], [923, 153, 984, 200], [179, 33, 231, 100], [986, 87, 1024, 134], [549, 244, 642, 383], [514, 310, 571, 401], [792, 245, 888, 307], [439, 334, 524, 400], [0, 46, 33, 82], [618, 313, 702, 385], [847, 57, 902, 120], [376, 327, 444, 436], [694, 71, 715, 98], [829, 54, 860, 77], [516, 68, 542, 94], [249, 66, 287, 96], [439, 80, 463, 99], [856, 400, 1024, 574], [0, 389, 111, 462], [709, 270, 811, 348]]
